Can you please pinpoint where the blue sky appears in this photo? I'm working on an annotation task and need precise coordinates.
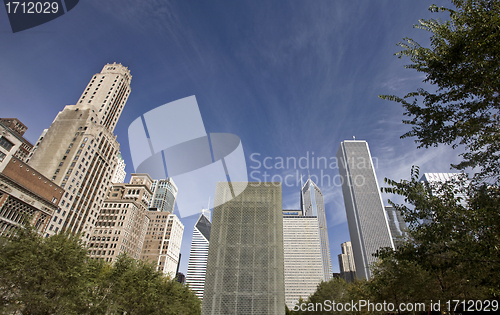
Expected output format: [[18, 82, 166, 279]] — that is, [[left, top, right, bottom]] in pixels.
[[0, 0, 462, 274]]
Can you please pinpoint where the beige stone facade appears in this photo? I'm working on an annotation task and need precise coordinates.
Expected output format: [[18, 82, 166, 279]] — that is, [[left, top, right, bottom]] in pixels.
[[141, 210, 184, 278], [88, 174, 152, 262], [28, 63, 132, 239]]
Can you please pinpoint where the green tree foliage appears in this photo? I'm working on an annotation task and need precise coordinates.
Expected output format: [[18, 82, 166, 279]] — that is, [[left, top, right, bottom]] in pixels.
[[0, 226, 95, 314], [291, 2, 500, 312], [0, 226, 201, 315], [108, 255, 200, 315], [379, 0, 500, 183], [382, 168, 500, 302]]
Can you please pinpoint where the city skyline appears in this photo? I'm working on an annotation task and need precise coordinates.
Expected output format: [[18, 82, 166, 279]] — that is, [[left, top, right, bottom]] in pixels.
[[0, 0, 465, 275]]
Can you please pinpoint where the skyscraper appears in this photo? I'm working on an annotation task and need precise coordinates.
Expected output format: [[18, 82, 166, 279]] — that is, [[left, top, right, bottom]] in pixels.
[[202, 182, 285, 315], [28, 63, 131, 239], [186, 209, 211, 300], [337, 140, 394, 279], [283, 209, 323, 309], [301, 178, 333, 281], [338, 241, 356, 282], [384, 206, 408, 249], [149, 178, 177, 212]]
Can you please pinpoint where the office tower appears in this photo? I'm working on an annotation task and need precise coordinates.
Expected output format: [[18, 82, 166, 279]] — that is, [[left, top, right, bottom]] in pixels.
[[283, 209, 323, 309], [0, 122, 63, 236], [202, 182, 285, 315], [28, 63, 131, 238], [88, 174, 152, 262], [141, 210, 184, 277], [419, 173, 467, 200], [0, 118, 33, 162], [301, 178, 333, 281], [385, 206, 408, 248], [111, 152, 126, 183], [149, 178, 178, 212], [186, 209, 211, 300], [338, 241, 356, 283], [337, 140, 394, 280]]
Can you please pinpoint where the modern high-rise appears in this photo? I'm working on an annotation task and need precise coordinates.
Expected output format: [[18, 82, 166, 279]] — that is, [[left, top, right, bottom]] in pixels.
[[283, 209, 323, 309], [385, 206, 408, 248], [88, 174, 152, 262], [28, 63, 132, 239], [301, 178, 333, 281], [149, 178, 177, 212], [338, 241, 356, 283], [186, 209, 211, 300], [202, 182, 285, 315], [337, 140, 394, 279]]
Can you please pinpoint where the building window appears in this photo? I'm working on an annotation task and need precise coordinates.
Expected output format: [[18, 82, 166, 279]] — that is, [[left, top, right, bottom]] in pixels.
[[0, 151, 5, 162], [0, 137, 14, 151]]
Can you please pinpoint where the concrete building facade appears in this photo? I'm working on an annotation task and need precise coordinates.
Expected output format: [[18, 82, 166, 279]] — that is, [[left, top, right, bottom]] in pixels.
[[88, 174, 152, 262], [28, 63, 131, 239], [338, 241, 356, 283], [0, 121, 63, 236], [141, 210, 184, 277]]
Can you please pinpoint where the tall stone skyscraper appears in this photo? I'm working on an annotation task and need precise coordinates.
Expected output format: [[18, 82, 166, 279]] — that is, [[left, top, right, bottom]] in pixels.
[[202, 182, 285, 315], [301, 178, 333, 281], [29, 63, 131, 239], [186, 209, 211, 300], [337, 140, 394, 279]]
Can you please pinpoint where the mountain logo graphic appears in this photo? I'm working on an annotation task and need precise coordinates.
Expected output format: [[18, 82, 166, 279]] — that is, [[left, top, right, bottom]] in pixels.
[[3, 0, 79, 33]]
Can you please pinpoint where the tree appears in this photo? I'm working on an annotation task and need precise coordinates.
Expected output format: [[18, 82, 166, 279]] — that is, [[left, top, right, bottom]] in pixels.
[[379, 0, 500, 184], [382, 167, 499, 303], [108, 255, 201, 315], [0, 227, 98, 314], [0, 227, 201, 315], [377, 0, 500, 309]]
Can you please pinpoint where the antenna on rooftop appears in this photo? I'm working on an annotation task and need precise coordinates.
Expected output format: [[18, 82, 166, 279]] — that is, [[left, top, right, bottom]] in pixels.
[[353, 136, 356, 140]]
